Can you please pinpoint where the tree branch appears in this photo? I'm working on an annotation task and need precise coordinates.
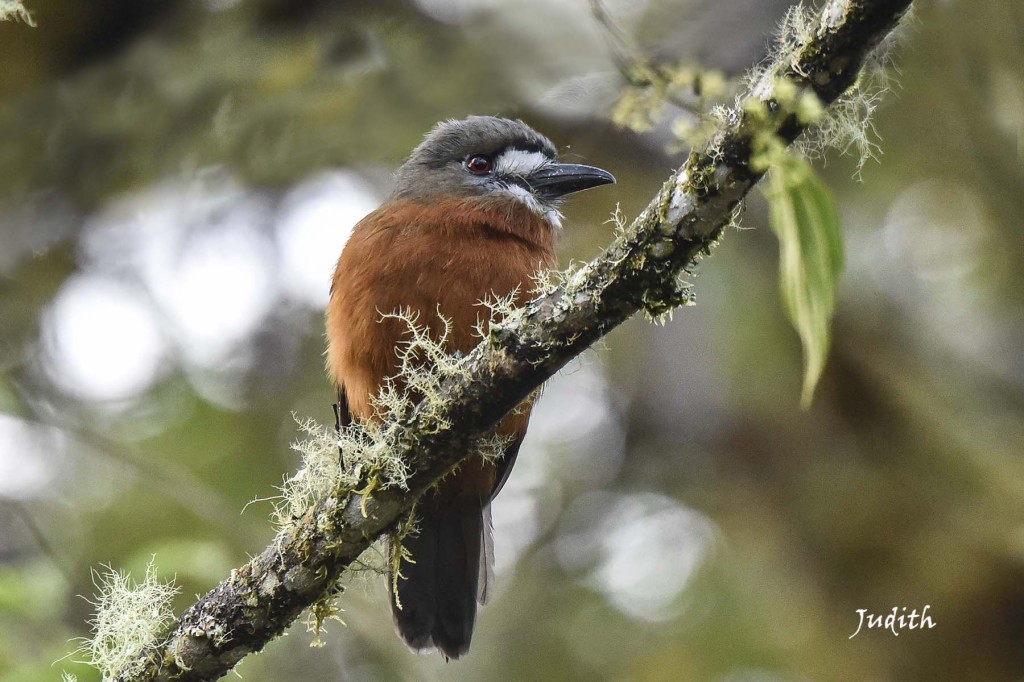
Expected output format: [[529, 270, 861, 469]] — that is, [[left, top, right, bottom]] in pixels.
[[118, 1, 913, 679]]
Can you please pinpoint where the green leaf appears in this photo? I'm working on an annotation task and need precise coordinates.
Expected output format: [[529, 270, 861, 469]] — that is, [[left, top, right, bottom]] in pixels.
[[764, 155, 844, 407]]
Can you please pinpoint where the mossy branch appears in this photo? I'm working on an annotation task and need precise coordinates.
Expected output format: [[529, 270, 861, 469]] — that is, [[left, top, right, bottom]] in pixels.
[[110, 1, 913, 680]]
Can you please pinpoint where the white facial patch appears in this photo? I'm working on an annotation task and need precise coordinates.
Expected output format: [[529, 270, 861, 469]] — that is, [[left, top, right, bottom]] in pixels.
[[502, 184, 563, 229], [494, 149, 562, 228], [494, 149, 551, 178]]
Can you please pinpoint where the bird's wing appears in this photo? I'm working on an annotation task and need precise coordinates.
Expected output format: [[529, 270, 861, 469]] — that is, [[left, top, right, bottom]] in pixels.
[[488, 433, 525, 502], [477, 434, 524, 605], [334, 385, 351, 428], [477, 504, 495, 605], [333, 386, 351, 466]]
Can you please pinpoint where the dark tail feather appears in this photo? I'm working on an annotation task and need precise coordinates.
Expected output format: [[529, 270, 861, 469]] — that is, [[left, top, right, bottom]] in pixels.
[[390, 508, 484, 659]]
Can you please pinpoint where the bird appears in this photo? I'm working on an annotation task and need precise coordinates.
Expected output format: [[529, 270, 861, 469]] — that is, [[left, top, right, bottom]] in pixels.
[[325, 115, 614, 659]]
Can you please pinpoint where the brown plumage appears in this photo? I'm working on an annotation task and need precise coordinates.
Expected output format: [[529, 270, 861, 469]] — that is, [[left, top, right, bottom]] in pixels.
[[325, 116, 613, 658], [327, 197, 555, 426]]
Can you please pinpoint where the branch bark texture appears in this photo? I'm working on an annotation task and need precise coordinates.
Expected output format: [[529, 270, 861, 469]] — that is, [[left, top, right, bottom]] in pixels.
[[120, 1, 913, 679]]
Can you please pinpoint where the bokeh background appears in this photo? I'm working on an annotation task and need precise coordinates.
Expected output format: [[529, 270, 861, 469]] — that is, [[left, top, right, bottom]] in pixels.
[[1, 1, 1022, 680]]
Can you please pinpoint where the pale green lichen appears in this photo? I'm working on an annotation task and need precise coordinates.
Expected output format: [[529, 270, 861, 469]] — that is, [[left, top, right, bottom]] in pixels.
[[531, 261, 590, 302], [273, 316, 461, 526], [74, 559, 178, 682], [386, 509, 420, 608], [726, 201, 747, 232], [0, 0, 34, 24], [305, 585, 345, 648], [272, 415, 352, 527], [742, 1, 906, 176], [474, 289, 522, 339], [273, 304, 519, 532], [608, 203, 629, 241], [795, 38, 899, 175], [375, 308, 465, 429]]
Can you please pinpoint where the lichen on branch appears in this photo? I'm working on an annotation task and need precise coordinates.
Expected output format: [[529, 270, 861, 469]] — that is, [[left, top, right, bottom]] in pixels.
[[272, 304, 520, 534], [67, 560, 179, 682], [0, 0, 34, 24]]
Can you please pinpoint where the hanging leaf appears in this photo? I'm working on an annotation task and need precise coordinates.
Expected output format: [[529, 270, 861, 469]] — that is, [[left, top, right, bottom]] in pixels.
[[764, 155, 844, 408]]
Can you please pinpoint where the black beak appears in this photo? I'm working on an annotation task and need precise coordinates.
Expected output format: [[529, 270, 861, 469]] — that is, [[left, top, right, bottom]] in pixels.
[[525, 163, 616, 199]]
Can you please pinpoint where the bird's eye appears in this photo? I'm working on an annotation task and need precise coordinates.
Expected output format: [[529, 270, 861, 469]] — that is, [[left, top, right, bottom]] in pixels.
[[465, 154, 494, 175]]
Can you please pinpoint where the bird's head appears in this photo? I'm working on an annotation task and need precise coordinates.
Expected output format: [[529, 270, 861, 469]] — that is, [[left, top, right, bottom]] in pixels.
[[390, 116, 615, 228]]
